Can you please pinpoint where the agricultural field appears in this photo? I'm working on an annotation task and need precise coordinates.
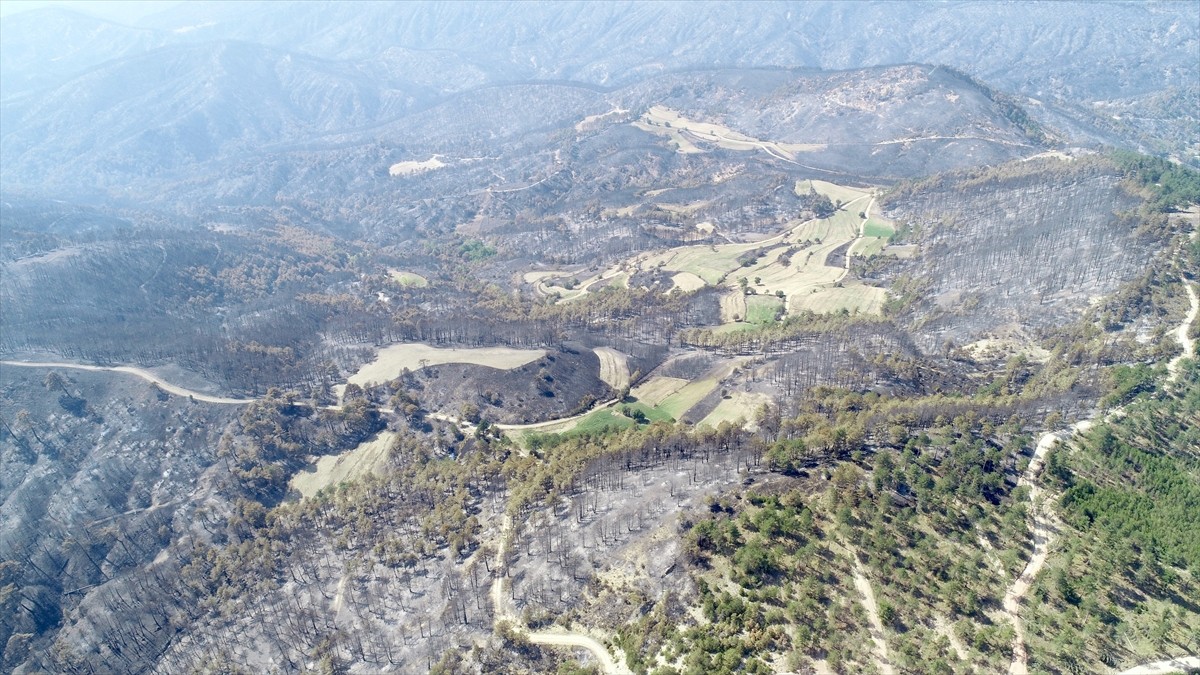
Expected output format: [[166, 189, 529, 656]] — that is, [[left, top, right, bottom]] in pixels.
[[697, 391, 773, 430], [528, 179, 886, 327], [344, 343, 546, 388], [593, 347, 631, 390]]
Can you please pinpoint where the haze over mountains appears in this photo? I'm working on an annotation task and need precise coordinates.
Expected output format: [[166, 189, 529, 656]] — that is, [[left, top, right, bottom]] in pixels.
[[1, 2, 1198, 674], [1, 0, 1197, 202]]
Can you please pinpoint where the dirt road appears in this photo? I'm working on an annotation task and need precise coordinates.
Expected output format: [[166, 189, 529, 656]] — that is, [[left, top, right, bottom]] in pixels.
[[0, 360, 254, 405], [1167, 281, 1198, 384]]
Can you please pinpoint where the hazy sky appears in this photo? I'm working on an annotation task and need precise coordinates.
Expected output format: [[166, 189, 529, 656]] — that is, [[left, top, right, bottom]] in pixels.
[[0, 0, 181, 23]]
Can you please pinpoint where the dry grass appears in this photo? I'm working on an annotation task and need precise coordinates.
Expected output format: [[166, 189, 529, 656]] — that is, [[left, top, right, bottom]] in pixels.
[[789, 281, 887, 315], [697, 392, 772, 430], [671, 272, 707, 293], [629, 376, 689, 406], [290, 431, 398, 499], [594, 347, 630, 390], [346, 343, 545, 388]]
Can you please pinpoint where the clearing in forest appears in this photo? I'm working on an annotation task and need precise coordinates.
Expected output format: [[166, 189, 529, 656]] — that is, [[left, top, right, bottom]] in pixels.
[[697, 391, 772, 430], [388, 155, 445, 176], [345, 343, 545, 388], [635, 105, 825, 158], [290, 431, 398, 499], [388, 269, 429, 287]]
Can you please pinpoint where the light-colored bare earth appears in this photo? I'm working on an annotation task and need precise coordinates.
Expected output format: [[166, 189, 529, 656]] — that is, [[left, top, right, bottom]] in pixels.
[[0, 360, 253, 404], [849, 553, 896, 675], [289, 430, 398, 499], [345, 343, 545, 388], [629, 376, 690, 407], [1118, 656, 1200, 674], [490, 500, 630, 673], [575, 107, 629, 132], [593, 347, 630, 390], [527, 631, 631, 674], [934, 615, 971, 664], [671, 272, 707, 293], [1004, 420, 1093, 675], [720, 289, 747, 322], [696, 391, 771, 430], [636, 105, 826, 159], [1004, 272, 1200, 674], [388, 155, 445, 176], [1167, 281, 1198, 384]]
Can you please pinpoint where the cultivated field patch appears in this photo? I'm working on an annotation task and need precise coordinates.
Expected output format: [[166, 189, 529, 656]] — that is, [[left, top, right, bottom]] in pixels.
[[697, 391, 773, 430], [346, 343, 545, 388], [629, 376, 689, 407], [594, 347, 631, 390], [789, 280, 887, 315], [635, 105, 825, 159]]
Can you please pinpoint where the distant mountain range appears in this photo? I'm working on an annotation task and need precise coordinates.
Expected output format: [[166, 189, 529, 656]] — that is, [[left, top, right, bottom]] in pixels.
[[0, 0, 1195, 206]]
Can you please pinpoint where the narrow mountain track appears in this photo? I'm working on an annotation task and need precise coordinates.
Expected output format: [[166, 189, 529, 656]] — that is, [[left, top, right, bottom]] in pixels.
[[0, 360, 255, 405], [1003, 271, 1200, 674]]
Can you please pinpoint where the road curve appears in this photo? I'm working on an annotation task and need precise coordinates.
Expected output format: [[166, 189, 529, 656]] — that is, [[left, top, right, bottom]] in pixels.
[[527, 630, 631, 675], [0, 360, 254, 405]]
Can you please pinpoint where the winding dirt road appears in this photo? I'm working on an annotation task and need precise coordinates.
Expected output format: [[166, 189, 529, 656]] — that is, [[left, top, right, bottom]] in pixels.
[[0, 360, 254, 404], [1003, 419, 1091, 675], [1003, 273, 1200, 674]]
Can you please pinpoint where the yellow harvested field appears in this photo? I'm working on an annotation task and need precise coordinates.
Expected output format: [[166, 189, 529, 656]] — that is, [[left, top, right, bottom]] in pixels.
[[594, 347, 630, 390], [389, 155, 446, 176], [347, 343, 545, 387], [290, 431, 398, 499], [789, 281, 887, 315], [671, 272, 707, 293], [698, 392, 772, 430], [528, 180, 886, 319], [632, 118, 704, 154], [630, 376, 689, 406], [720, 290, 747, 322], [657, 357, 747, 419], [796, 179, 870, 205]]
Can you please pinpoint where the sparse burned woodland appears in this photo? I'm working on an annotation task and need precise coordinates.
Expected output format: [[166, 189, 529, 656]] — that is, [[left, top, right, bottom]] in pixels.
[[2, 2, 1199, 674]]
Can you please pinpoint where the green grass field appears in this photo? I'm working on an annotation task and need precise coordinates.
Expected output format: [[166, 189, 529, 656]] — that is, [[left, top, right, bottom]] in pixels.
[[862, 220, 894, 239], [744, 295, 784, 324]]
